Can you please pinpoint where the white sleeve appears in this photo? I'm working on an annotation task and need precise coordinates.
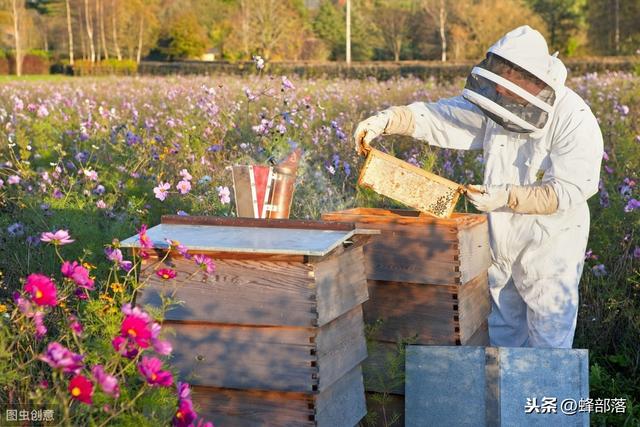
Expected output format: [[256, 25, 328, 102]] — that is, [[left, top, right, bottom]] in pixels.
[[407, 96, 486, 150], [547, 108, 603, 211]]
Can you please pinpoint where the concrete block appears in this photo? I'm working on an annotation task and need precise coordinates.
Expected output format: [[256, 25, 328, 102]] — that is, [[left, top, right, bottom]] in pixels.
[[405, 346, 589, 427]]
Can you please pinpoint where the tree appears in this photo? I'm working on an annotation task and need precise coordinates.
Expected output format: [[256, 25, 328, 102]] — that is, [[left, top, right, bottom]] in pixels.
[[422, 0, 448, 61], [448, 0, 548, 60], [586, 0, 640, 55], [9, 0, 24, 75], [525, 0, 581, 54], [373, 0, 412, 61], [157, 11, 207, 60]]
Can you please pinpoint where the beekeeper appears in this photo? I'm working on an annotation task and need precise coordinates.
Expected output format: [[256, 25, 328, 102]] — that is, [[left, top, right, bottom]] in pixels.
[[353, 26, 603, 348]]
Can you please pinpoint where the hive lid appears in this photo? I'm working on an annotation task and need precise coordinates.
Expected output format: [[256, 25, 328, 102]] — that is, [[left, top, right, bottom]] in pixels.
[[120, 223, 377, 256]]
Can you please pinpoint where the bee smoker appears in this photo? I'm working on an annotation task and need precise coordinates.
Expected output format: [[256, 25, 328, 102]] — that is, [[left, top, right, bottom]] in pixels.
[[266, 148, 302, 219], [230, 148, 302, 219]]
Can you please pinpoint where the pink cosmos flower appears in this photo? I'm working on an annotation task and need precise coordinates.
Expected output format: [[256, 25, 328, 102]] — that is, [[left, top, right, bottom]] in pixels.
[[69, 314, 84, 336], [153, 182, 171, 201], [61, 261, 95, 290], [176, 180, 191, 194], [24, 274, 58, 307], [39, 342, 84, 374], [40, 230, 74, 245], [121, 315, 152, 348], [193, 254, 215, 274], [92, 365, 120, 398], [69, 375, 93, 405], [7, 175, 21, 185], [112, 336, 139, 359], [150, 322, 173, 356], [174, 398, 197, 427], [138, 356, 173, 387], [96, 200, 107, 209], [179, 169, 192, 181], [138, 224, 153, 249], [34, 311, 47, 339], [217, 186, 231, 204], [156, 268, 177, 279]]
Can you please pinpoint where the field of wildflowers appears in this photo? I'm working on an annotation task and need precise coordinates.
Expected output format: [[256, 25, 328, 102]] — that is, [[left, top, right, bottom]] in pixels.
[[0, 70, 638, 425]]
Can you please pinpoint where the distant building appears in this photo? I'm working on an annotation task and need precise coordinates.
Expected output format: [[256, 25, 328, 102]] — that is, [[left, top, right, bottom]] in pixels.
[[201, 48, 220, 62]]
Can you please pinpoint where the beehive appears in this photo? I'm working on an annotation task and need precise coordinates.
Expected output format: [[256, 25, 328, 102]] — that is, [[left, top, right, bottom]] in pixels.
[[121, 215, 378, 427], [322, 208, 492, 403]]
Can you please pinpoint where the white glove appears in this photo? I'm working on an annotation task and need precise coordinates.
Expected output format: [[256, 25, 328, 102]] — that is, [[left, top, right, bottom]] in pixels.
[[466, 184, 509, 212], [353, 110, 392, 156]]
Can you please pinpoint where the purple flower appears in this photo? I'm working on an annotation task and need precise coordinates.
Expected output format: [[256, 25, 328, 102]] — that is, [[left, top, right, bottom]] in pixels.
[[591, 264, 607, 277], [207, 144, 223, 153], [604, 165, 614, 174], [177, 210, 189, 216], [602, 151, 609, 161], [69, 315, 84, 336], [93, 185, 105, 195], [153, 182, 171, 201], [53, 188, 64, 199], [179, 169, 192, 181], [7, 222, 25, 237], [633, 246, 640, 259], [623, 198, 640, 213], [92, 365, 120, 398], [7, 175, 21, 185], [150, 322, 173, 356], [281, 76, 295, 90], [39, 342, 84, 374], [0, 179, 3, 188]]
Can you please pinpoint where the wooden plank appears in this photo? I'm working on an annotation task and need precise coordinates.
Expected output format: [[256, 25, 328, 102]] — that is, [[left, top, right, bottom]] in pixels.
[[316, 306, 368, 391], [314, 246, 369, 326], [365, 246, 461, 285], [164, 322, 317, 392], [315, 365, 367, 427], [364, 280, 458, 344], [365, 391, 405, 427], [458, 220, 491, 284], [463, 320, 489, 346], [457, 273, 491, 344], [323, 208, 486, 228], [138, 256, 317, 327], [191, 386, 315, 427], [162, 214, 357, 231], [192, 366, 366, 427], [121, 223, 362, 257]]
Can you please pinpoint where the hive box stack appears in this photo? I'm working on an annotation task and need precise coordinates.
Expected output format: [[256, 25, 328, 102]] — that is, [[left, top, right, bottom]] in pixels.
[[322, 208, 492, 420], [121, 216, 377, 427]]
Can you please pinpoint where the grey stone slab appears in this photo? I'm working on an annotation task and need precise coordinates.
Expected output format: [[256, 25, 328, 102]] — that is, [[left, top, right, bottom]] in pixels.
[[405, 346, 487, 427], [405, 346, 589, 427], [120, 223, 375, 256]]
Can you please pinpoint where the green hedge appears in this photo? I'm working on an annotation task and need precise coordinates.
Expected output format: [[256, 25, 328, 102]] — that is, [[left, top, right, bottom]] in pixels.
[[70, 59, 138, 76], [138, 57, 639, 81]]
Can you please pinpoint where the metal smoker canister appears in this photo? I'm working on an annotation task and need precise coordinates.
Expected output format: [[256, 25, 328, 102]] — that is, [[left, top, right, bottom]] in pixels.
[[267, 148, 302, 219]]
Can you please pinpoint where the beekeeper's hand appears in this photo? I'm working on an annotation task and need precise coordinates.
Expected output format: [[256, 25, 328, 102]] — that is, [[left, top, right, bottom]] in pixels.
[[353, 110, 392, 156], [466, 184, 509, 212]]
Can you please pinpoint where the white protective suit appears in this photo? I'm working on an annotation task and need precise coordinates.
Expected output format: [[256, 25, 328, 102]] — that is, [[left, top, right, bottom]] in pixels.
[[386, 27, 602, 347]]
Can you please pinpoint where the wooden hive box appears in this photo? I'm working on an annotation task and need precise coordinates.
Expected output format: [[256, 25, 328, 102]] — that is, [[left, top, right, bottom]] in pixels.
[[121, 216, 378, 427], [321, 208, 492, 399]]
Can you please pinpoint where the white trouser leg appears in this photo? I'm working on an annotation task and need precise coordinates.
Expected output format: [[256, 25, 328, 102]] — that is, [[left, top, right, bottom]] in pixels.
[[488, 274, 529, 347], [523, 276, 579, 348]]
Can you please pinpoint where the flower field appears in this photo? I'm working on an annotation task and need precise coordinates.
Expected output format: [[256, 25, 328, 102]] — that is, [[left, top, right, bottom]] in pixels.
[[0, 71, 639, 425]]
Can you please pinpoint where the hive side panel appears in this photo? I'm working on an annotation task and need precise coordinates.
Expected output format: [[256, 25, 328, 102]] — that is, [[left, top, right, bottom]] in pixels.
[[314, 245, 369, 327], [191, 386, 315, 427], [457, 219, 491, 284], [457, 272, 491, 344], [166, 323, 317, 392], [364, 280, 458, 344], [316, 306, 368, 391], [462, 320, 490, 346], [315, 365, 367, 427], [138, 256, 316, 327]]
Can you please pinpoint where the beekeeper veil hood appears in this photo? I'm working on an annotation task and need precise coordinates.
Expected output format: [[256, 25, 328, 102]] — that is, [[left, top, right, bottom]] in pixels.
[[462, 25, 567, 134]]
